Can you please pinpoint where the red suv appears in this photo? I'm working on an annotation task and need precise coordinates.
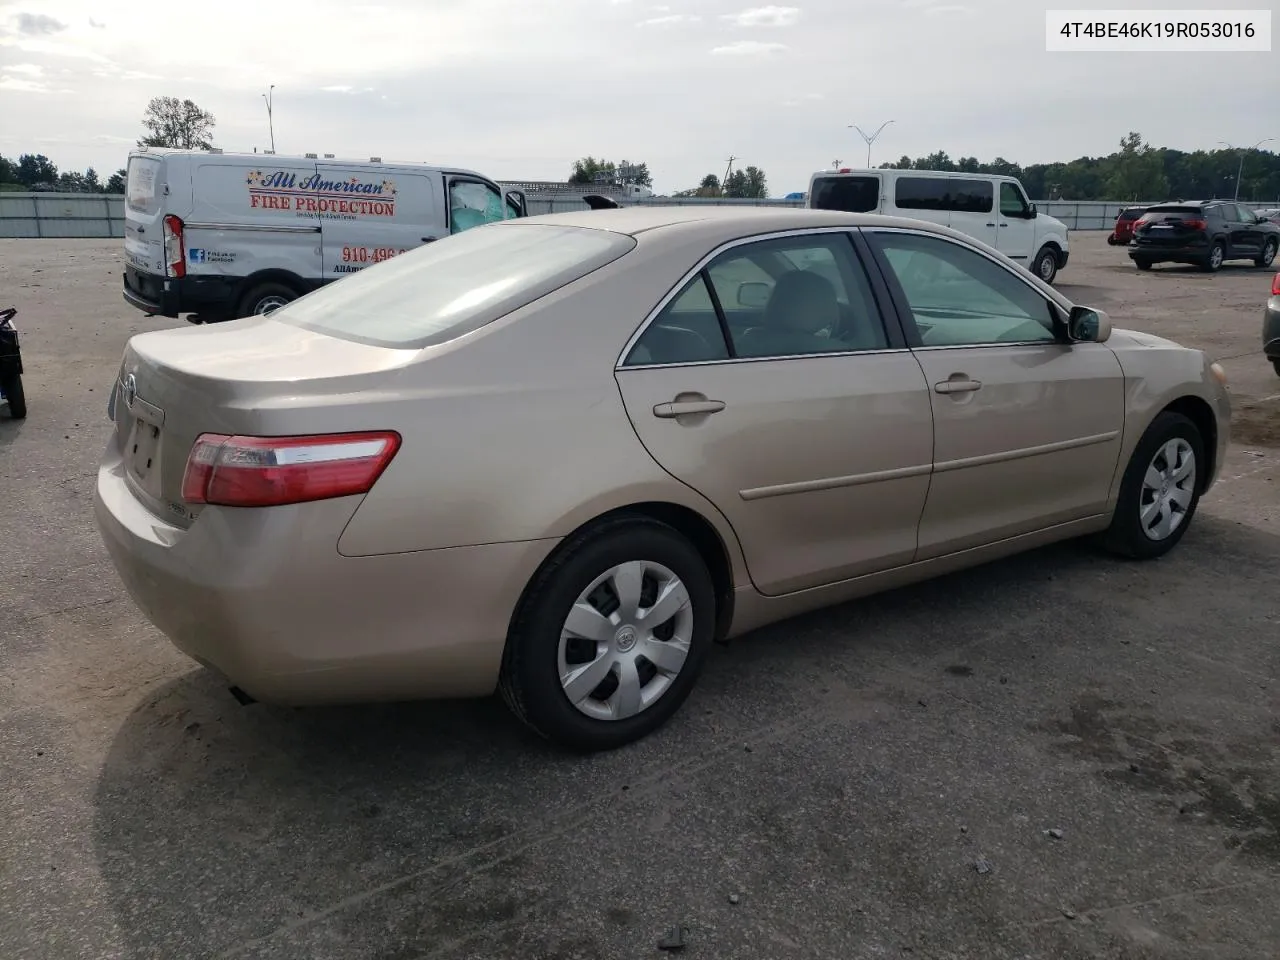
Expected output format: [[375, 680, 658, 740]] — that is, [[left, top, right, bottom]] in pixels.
[[1108, 206, 1146, 245]]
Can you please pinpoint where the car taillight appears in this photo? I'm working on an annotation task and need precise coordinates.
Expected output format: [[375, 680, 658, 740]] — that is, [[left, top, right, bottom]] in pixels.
[[163, 215, 186, 278], [1181, 218, 1207, 230], [181, 431, 401, 507], [1272, 273, 1280, 296]]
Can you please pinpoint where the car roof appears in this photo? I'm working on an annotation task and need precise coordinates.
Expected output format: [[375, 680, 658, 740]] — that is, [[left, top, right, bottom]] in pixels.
[[509, 205, 960, 241]]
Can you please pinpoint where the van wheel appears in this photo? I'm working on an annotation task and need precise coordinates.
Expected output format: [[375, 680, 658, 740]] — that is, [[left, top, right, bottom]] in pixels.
[[237, 282, 297, 318], [1, 373, 26, 419], [1033, 246, 1058, 284]]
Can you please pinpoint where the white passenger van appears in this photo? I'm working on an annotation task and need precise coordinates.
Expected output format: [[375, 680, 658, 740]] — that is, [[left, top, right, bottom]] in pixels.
[[122, 148, 527, 322], [807, 168, 1070, 283]]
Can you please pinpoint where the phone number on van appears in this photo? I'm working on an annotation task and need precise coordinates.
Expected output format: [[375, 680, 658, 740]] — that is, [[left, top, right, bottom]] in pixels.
[[342, 246, 406, 264]]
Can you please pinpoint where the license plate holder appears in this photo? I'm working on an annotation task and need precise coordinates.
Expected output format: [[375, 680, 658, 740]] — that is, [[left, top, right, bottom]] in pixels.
[[127, 415, 163, 495]]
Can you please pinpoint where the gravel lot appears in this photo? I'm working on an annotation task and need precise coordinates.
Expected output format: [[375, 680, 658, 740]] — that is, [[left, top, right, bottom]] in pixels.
[[2, 233, 1278, 960]]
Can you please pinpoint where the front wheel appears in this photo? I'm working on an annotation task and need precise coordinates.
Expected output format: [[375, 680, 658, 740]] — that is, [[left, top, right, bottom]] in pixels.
[[0, 373, 25, 419], [1033, 246, 1058, 284], [1256, 238, 1277, 268], [1272, 358, 1280, 377], [1099, 411, 1204, 560], [500, 517, 716, 751], [1134, 258, 1153, 271]]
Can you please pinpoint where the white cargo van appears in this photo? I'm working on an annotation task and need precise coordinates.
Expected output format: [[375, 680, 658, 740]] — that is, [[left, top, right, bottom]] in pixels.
[[122, 148, 527, 321], [807, 168, 1070, 283]]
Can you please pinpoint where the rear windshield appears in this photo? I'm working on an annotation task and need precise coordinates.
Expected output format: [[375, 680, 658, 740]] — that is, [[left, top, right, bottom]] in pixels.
[[809, 175, 879, 213], [1142, 206, 1201, 216], [126, 156, 162, 213], [1118, 208, 1144, 220], [275, 223, 636, 349]]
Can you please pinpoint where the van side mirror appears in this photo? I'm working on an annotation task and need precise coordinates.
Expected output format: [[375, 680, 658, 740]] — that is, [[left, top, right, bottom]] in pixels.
[[1067, 305, 1111, 343], [1027, 202, 1038, 218]]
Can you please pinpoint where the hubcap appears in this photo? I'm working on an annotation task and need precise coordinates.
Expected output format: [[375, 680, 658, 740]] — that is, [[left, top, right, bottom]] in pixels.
[[1210, 247, 1223, 269], [1139, 438, 1196, 541], [255, 295, 290, 315], [557, 560, 694, 721], [1264, 242, 1277, 266], [1039, 255, 1054, 279]]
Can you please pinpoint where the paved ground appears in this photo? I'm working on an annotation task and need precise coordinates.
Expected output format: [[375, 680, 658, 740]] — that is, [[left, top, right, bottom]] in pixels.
[[1, 234, 1278, 960]]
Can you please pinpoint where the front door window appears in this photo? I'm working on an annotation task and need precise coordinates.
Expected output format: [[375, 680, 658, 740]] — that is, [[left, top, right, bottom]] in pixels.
[[449, 180, 506, 234]]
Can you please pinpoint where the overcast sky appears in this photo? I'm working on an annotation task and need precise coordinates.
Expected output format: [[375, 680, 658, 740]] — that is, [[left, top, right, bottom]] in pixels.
[[0, 0, 1276, 194]]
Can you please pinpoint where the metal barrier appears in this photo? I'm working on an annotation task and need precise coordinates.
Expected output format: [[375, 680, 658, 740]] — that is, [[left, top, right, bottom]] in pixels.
[[0, 192, 125, 239], [2, 191, 1272, 238]]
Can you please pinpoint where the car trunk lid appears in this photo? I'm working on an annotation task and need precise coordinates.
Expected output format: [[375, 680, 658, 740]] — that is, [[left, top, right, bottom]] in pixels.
[[110, 316, 420, 525], [1133, 206, 1206, 246]]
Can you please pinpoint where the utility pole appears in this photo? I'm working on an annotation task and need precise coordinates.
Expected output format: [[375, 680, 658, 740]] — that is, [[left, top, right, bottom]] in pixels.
[[722, 155, 737, 194], [263, 85, 276, 154], [1217, 138, 1274, 201], [831, 158, 842, 169], [849, 121, 895, 168]]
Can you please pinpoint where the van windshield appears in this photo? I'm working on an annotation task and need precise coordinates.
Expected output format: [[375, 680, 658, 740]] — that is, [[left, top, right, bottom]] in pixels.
[[810, 176, 879, 213], [126, 156, 162, 214], [275, 223, 636, 349]]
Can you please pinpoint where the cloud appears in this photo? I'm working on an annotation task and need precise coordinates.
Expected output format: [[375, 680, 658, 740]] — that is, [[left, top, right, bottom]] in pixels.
[[711, 40, 788, 55], [4, 62, 42, 76], [14, 12, 67, 34], [638, 13, 699, 26], [0, 75, 48, 93], [89, 17, 105, 28], [322, 85, 354, 93], [782, 91, 823, 106], [722, 6, 800, 28]]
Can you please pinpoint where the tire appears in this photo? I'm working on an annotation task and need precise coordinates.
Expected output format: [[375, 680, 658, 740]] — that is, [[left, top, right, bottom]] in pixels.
[[236, 282, 297, 318], [1203, 242, 1224, 272], [499, 516, 716, 751], [1134, 259, 1153, 271], [1099, 411, 1205, 560], [1106, 236, 1118, 246], [1256, 238, 1278, 269], [1, 373, 25, 419], [1033, 246, 1058, 284], [1272, 358, 1280, 377]]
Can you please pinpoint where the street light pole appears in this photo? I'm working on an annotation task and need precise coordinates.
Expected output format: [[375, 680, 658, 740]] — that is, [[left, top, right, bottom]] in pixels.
[[1217, 137, 1275, 201], [263, 85, 276, 154], [849, 121, 895, 168]]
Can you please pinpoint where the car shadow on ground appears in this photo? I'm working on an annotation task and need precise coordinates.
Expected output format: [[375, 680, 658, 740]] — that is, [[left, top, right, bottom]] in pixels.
[[88, 522, 1280, 959]]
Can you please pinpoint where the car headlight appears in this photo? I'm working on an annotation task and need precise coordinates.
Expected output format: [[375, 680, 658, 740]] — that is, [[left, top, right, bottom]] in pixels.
[[1209, 361, 1228, 386]]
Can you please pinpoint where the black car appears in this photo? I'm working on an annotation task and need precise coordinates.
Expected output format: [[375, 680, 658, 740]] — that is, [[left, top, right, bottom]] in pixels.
[[1128, 200, 1280, 272]]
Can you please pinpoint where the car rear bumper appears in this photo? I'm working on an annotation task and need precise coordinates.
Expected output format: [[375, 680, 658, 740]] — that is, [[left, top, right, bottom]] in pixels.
[[122, 268, 239, 319], [1128, 240, 1209, 262], [93, 442, 559, 705], [1265, 299, 1280, 359]]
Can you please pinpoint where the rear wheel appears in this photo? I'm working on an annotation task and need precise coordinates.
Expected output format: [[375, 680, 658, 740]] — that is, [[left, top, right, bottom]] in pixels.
[[1256, 238, 1277, 268], [1203, 242, 1224, 272], [1099, 411, 1204, 560], [0, 373, 26, 419], [1033, 246, 1058, 284], [1134, 258, 1153, 271], [1272, 358, 1280, 377], [237, 282, 298, 318], [500, 517, 715, 751]]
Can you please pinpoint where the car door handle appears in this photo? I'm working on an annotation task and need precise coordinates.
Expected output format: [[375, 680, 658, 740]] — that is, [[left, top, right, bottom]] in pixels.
[[420, 237, 437, 243], [986, 222, 996, 227], [934, 378, 982, 394], [653, 400, 726, 418]]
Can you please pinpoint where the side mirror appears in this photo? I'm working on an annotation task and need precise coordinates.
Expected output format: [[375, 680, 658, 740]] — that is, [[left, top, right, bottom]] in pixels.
[[1027, 202, 1038, 218], [1067, 305, 1111, 343], [737, 281, 771, 309], [1258, 215, 1269, 225]]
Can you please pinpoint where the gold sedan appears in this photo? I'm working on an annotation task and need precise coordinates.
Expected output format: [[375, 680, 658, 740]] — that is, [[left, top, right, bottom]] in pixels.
[[94, 207, 1231, 751]]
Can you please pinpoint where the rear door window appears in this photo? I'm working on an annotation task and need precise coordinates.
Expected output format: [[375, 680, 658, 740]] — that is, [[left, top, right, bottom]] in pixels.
[[809, 175, 879, 213], [949, 178, 993, 213], [894, 177, 951, 212], [126, 156, 162, 214]]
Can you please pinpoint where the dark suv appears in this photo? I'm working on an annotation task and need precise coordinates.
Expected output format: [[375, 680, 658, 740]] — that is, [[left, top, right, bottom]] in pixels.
[[1129, 200, 1280, 272]]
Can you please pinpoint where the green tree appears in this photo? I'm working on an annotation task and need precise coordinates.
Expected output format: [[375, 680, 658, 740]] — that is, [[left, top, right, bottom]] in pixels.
[[138, 96, 216, 149], [1105, 132, 1167, 201], [569, 157, 652, 188], [16, 153, 57, 187], [105, 168, 126, 194], [84, 167, 102, 192]]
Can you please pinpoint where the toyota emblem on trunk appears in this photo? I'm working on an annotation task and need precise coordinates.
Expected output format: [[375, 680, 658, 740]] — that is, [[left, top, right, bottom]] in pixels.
[[123, 374, 137, 408]]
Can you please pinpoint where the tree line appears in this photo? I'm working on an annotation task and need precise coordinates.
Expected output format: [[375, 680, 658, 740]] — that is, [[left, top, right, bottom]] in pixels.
[[874, 132, 1280, 203], [0, 97, 217, 194], [570, 157, 770, 199]]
